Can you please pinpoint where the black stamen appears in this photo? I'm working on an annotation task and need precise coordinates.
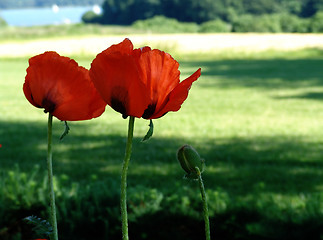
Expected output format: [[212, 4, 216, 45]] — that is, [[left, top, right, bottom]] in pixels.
[[142, 103, 156, 119], [42, 97, 56, 113], [111, 86, 129, 119], [111, 98, 128, 119]]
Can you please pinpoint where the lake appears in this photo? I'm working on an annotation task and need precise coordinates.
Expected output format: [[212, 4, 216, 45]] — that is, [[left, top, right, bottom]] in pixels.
[[0, 5, 102, 26]]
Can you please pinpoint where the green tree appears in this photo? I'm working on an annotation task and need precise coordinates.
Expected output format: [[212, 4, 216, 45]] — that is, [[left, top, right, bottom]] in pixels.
[[278, 13, 310, 32], [101, 0, 161, 24], [301, 0, 323, 17], [309, 10, 323, 31], [242, 0, 281, 14], [100, 0, 239, 24], [82, 10, 102, 23], [280, 0, 303, 15], [164, 0, 232, 23], [93, 0, 320, 32], [232, 14, 282, 32]]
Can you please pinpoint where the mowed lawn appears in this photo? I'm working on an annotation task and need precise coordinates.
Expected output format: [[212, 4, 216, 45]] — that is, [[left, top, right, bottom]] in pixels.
[[0, 38, 323, 240]]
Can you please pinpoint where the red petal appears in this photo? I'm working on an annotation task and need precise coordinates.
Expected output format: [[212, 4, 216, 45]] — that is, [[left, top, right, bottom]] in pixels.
[[103, 38, 134, 55], [24, 51, 106, 121], [25, 52, 54, 108], [137, 49, 180, 118], [149, 68, 201, 119], [90, 39, 150, 118], [53, 67, 106, 121], [23, 78, 40, 109]]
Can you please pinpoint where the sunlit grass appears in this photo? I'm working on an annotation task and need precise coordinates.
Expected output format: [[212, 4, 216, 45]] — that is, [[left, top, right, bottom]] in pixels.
[[0, 23, 145, 43]]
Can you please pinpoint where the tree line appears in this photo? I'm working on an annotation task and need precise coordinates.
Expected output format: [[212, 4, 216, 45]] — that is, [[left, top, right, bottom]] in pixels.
[[88, 0, 323, 25]]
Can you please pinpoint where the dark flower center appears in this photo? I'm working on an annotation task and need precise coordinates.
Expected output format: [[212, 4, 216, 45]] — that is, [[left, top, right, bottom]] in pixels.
[[111, 86, 129, 119], [42, 97, 56, 113], [142, 103, 156, 119], [111, 98, 128, 119]]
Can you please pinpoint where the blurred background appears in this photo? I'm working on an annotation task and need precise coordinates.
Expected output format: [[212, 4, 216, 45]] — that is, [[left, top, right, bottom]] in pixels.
[[0, 0, 323, 240]]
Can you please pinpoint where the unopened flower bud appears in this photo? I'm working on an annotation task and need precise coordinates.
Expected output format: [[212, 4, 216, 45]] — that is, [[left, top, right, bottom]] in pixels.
[[177, 145, 205, 179]]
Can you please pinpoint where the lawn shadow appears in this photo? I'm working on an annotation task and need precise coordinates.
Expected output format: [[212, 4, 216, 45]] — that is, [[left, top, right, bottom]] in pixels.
[[1, 119, 323, 240], [203, 136, 323, 196], [274, 91, 323, 100], [1, 119, 322, 196], [180, 57, 323, 90]]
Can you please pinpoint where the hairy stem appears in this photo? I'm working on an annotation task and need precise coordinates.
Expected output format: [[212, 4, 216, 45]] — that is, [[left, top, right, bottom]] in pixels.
[[196, 167, 211, 240], [47, 113, 58, 240], [120, 116, 135, 240]]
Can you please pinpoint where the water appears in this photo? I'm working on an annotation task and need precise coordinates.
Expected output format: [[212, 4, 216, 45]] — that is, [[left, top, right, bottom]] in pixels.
[[0, 5, 102, 27]]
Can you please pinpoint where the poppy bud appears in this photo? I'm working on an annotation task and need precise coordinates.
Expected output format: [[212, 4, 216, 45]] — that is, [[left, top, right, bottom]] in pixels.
[[177, 145, 205, 179]]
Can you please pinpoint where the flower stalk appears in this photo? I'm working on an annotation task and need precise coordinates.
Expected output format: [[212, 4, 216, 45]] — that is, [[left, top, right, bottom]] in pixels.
[[120, 116, 135, 240], [47, 113, 58, 240], [177, 145, 210, 240], [196, 167, 211, 240]]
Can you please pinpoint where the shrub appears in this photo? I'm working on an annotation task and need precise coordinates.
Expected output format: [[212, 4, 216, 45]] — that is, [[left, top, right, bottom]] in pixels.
[[199, 19, 232, 33], [278, 13, 310, 33], [81, 10, 102, 24], [0, 16, 7, 28], [132, 15, 199, 33], [232, 14, 281, 32], [309, 11, 323, 32], [128, 186, 163, 221]]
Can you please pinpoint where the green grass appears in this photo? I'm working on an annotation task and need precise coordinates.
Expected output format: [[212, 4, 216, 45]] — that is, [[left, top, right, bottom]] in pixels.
[[1, 47, 323, 240], [0, 23, 145, 43]]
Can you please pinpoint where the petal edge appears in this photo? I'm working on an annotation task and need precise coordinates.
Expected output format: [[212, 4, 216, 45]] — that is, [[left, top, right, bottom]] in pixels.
[[149, 68, 201, 119]]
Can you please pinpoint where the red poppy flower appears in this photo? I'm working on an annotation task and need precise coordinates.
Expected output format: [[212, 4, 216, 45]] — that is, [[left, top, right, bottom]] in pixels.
[[23, 51, 106, 121], [89, 38, 201, 119]]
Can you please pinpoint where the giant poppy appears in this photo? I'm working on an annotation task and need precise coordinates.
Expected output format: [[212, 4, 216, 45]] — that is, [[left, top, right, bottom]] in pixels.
[[89, 38, 201, 119], [23, 51, 106, 121]]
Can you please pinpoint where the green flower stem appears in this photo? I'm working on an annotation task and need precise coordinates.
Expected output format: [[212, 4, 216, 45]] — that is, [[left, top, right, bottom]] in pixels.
[[196, 167, 211, 240], [121, 116, 135, 240], [47, 113, 58, 240]]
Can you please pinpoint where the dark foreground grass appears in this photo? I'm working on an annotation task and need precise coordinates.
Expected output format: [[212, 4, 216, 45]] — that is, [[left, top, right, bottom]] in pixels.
[[0, 49, 323, 240]]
